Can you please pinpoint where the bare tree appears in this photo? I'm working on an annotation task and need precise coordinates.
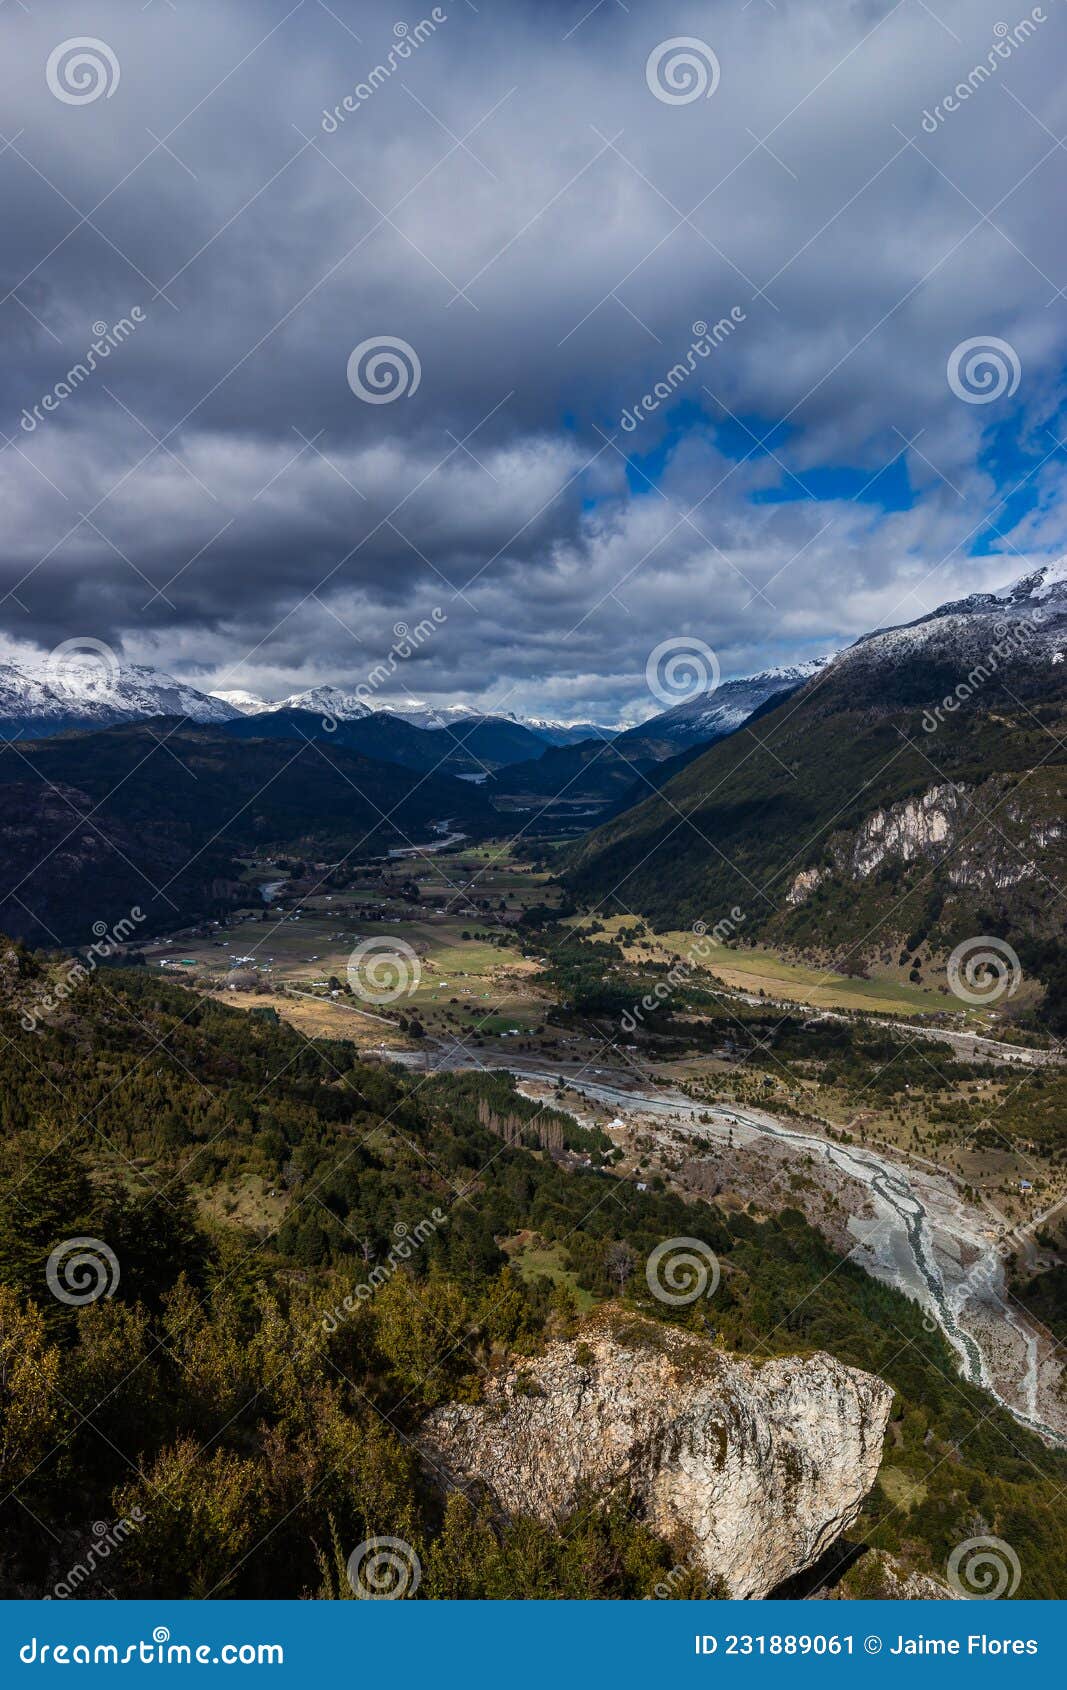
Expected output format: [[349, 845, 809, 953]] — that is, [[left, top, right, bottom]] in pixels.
[[604, 1241, 637, 1295]]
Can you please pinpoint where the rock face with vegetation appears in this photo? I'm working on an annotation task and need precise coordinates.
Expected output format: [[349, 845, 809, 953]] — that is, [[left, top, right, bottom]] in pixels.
[[421, 1312, 893, 1598]]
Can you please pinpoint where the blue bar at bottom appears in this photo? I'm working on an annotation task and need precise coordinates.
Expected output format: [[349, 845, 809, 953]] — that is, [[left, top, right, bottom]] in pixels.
[[0, 1599, 1060, 1685]]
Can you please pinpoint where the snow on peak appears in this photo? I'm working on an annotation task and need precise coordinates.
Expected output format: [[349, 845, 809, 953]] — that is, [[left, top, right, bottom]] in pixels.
[[618, 658, 828, 749], [278, 685, 373, 720], [0, 654, 238, 735], [517, 713, 620, 734], [211, 689, 273, 715], [737, 658, 827, 686], [380, 700, 482, 729], [1000, 558, 1067, 602]]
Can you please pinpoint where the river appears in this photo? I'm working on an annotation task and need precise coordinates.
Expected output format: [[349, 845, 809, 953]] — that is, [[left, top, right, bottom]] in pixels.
[[387, 824, 467, 858], [388, 1042, 1064, 1445]]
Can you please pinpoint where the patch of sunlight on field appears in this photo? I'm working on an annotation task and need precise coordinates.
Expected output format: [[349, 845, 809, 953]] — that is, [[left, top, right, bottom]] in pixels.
[[564, 913, 956, 1018], [205, 989, 409, 1047], [878, 1467, 928, 1512], [507, 1241, 596, 1310], [195, 1172, 289, 1230]]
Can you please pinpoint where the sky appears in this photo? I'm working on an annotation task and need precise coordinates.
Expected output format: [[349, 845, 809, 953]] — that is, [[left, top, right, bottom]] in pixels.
[[1, 0, 1066, 725]]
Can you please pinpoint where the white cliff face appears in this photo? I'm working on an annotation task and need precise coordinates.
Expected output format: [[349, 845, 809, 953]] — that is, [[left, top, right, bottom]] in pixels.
[[786, 866, 826, 906], [786, 786, 962, 901], [850, 785, 956, 877], [420, 1313, 893, 1599], [786, 777, 1063, 905]]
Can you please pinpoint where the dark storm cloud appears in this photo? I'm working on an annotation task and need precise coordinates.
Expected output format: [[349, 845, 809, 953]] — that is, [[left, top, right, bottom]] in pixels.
[[1, 0, 1065, 719]]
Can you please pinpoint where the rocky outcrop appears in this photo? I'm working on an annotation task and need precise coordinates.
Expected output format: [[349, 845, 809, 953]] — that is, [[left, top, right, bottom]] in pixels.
[[829, 1549, 956, 1601], [420, 1312, 893, 1598], [850, 785, 956, 877], [786, 775, 1064, 908], [785, 865, 826, 906]]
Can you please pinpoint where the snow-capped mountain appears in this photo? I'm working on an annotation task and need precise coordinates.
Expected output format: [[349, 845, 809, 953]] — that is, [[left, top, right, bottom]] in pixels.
[[263, 689, 615, 745], [570, 558, 1067, 994], [1007, 558, 1067, 601], [16, 560, 1060, 757], [273, 685, 373, 722], [375, 699, 482, 730], [210, 689, 274, 716], [269, 691, 492, 731], [0, 648, 820, 755], [838, 562, 1067, 679], [0, 657, 238, 741], [614, 661, 828, 756], [336, 698, 618, 742], [515, 715, 618, 746]]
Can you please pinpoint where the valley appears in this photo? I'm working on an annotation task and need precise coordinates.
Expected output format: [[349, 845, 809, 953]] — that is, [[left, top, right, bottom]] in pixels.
[[137, 840, 560, 1043], [2, 565, 1067, 1601], [4, 2, 1066, 1617], [130, 826, 1065, 1456], [3, 938, 1067, 1598], [495, 1067, 1065, 1446]]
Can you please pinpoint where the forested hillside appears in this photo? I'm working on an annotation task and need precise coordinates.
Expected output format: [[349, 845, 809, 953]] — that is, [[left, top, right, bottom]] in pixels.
[[567, 643, 1067, 1030], [0, 948, 1064, 1598], [0, 724, 490, 945]]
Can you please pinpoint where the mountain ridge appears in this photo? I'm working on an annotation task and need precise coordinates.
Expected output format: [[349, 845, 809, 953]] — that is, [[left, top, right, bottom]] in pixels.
[[0, 657, 237, 740], [0, 720, 493, 944], [565, 563, 1067, 1029]]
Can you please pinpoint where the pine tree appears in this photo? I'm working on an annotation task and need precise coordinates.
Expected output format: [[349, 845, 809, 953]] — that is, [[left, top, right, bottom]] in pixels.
[[0, 1135, 94, 1322]]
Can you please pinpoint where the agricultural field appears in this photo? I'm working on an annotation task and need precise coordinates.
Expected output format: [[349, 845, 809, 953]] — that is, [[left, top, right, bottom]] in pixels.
[[132, 842, 1064, 1236], [561, 912, 976, 1020], [135, 843, 564, 1047]]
